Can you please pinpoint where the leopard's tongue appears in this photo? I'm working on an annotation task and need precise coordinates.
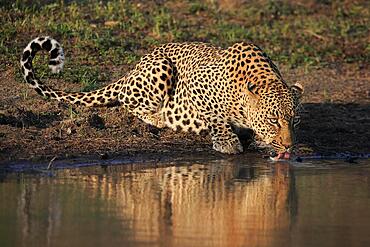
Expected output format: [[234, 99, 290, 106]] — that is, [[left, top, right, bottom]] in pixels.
[[283, 152, 291, 159]]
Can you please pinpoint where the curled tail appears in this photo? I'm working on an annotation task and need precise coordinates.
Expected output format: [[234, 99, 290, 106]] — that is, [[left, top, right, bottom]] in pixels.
[[20, 36, 123, 107]]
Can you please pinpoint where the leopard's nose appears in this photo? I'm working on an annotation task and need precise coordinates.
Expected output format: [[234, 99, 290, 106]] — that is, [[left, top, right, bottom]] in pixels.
[[281, 133, 293, 149]]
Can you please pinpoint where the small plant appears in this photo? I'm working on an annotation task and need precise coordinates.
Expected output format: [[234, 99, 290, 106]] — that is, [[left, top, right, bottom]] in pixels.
[[323, 88, 332, 103], [68, 105, 78, 120], [188, 1, 207, 14], [217, 22, 251, 44], [152, 7, 173, 38], [20, 88, 29, 100]]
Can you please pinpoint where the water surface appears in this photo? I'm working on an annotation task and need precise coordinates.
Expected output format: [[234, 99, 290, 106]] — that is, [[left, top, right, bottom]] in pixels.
[[1, 156, 369, 247]]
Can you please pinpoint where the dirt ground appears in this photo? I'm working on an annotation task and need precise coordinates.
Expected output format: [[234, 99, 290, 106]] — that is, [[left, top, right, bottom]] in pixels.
[[0, 62, 369, 163]]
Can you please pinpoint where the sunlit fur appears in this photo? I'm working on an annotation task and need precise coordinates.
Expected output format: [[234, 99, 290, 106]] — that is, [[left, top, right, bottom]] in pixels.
[[247, 83, 303, 154], [20, 37, 303, 155]]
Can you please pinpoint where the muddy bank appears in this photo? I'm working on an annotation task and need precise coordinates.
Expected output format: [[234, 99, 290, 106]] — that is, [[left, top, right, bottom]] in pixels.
[[0, 64, 369, 163]]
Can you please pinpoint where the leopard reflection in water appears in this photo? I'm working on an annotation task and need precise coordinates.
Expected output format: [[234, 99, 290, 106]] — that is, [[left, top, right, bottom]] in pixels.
[[5, 161, 296, 247]]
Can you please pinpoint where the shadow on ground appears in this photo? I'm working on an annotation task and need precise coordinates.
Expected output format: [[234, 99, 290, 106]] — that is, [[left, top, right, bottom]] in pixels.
[[0, 109, 61, 128], [298, 103, 370, 153]]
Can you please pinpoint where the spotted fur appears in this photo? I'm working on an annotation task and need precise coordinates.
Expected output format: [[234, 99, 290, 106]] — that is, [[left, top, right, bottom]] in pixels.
[[20, 37, 303, 154]]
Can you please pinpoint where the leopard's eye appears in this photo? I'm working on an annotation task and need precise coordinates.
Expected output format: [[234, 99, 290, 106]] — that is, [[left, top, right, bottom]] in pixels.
[[268, 118, 279, 125], [293, 116, 301, 126]]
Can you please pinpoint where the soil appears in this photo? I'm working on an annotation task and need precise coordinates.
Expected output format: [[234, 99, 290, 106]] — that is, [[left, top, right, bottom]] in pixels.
[[0, 62, 369, 164]]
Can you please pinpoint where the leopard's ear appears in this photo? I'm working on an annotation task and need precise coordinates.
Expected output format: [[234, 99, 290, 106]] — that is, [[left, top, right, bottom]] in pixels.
[[242, 81, 260, 107], [246, 81, 260, 99], [291, 83, 304, 99]]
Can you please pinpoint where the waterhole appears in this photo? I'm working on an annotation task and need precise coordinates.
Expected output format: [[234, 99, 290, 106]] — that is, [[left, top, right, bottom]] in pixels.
[[1, 155, 369, 247]]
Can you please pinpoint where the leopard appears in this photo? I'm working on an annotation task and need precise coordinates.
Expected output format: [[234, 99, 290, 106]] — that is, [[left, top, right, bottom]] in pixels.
[[20, 36, 303, 158]]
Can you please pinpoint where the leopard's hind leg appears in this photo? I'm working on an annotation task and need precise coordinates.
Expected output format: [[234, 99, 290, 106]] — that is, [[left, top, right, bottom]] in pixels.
[[118, 58, 174, 128]]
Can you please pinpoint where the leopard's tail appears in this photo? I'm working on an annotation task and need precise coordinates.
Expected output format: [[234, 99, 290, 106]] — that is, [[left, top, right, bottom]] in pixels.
[[20, 36, 122, 107]]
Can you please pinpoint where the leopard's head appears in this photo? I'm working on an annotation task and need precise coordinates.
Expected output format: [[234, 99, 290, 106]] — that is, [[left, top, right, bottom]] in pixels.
[[245, 81, 303, 159]]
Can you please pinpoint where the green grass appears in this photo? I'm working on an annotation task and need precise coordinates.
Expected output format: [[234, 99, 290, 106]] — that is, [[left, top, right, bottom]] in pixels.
[[0, 0, 368, 84]]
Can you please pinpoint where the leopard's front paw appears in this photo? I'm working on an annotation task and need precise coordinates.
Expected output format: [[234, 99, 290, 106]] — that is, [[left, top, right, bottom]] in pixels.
[[212, 138, 243, 154]]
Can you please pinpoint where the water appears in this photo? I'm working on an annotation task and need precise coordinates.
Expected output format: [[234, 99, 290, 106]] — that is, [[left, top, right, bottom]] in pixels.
[[1, 156, 370, 247]]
